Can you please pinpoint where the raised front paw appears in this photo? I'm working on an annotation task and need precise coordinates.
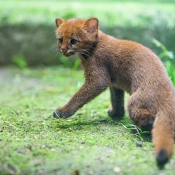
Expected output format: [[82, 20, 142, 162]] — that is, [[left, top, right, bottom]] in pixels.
[[52, 108, 74, 119]]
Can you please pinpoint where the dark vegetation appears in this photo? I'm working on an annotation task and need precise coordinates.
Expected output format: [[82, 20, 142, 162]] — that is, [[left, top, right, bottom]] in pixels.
[[0, 0, 175, 67]]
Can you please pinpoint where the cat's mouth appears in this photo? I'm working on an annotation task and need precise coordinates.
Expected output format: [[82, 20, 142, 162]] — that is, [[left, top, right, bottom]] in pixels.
[[63, 52, 75, 57], [61, 50, 75, 57]]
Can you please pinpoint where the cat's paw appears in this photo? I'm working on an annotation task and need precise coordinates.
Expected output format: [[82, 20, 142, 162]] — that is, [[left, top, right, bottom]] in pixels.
[[53, 109, 62, 118], [53, 108, 74, 119], [108, 108, 115, 117], [108, 107, 124, 119]]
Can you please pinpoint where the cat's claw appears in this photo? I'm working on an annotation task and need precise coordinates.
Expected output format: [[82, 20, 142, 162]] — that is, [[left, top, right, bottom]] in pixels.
[[53, 109, 74, 118], [53, 110, 61, 118]]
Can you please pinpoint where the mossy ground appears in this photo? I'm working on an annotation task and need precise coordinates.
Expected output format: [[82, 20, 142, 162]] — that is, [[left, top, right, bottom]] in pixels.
[[0, 67, 175, 175]]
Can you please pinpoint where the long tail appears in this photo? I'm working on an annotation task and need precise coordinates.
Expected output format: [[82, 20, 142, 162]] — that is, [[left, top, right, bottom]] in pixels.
[[152, 110, 174, 168]]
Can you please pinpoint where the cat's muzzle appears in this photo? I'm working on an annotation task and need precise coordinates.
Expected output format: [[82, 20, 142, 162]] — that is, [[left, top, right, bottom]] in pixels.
[[60, 49, 75, 57]]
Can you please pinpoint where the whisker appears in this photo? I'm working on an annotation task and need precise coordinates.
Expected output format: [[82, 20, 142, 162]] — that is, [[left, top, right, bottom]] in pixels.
[[46, 30, 57, 39], [76, 49, 91, 56], [50, 47, 57, 51], [76, 51, 91, 58], [49, 43, 58, 50], [48, 43, 60, 55]]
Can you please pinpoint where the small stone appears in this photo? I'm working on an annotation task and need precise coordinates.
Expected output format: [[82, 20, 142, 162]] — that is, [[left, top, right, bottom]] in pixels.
[[88, 170, 94, 175], [113, 166, 121, 173], [81, 140, 86, 144], [136, 141, 143, 147]]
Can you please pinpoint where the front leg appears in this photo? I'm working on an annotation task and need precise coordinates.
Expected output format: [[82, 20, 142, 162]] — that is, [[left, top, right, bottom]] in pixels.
[[53, 79, 109, 118], [108, 86, 125, 119]]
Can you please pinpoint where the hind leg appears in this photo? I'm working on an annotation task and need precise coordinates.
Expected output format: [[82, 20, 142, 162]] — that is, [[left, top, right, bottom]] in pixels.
[[108, 86, 125, 119], [129, 107, 155, 131], [128, 93, 155, 131]]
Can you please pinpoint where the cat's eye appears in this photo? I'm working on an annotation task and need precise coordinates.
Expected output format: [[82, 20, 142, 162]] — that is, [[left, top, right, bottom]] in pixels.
[[58, 38, 63, 44], [70, 39, 77, 45]]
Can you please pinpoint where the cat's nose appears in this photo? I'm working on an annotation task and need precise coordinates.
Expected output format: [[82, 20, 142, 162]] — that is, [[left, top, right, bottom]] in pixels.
[[60, 46, 68, 53]]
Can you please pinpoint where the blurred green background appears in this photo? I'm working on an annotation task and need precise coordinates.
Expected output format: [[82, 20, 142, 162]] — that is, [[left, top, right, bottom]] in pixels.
[[1, 1, 175, 174], [0, 0, 175, 67]]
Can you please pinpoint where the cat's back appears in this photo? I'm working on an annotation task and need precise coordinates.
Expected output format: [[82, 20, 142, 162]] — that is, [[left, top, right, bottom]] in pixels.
[[109, 37, 156, 60], [99, 32, 158, 63], [98, 33, 172, 92], [103, 35, 165, 71]]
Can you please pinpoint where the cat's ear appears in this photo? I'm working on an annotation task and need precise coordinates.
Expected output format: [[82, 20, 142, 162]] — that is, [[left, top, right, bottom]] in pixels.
[[55, 18, 64, 28], [83, 18, 99, 33]]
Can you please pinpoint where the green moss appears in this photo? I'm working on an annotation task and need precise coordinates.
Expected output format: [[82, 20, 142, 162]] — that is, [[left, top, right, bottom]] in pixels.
[[0, 67, 175, 174]]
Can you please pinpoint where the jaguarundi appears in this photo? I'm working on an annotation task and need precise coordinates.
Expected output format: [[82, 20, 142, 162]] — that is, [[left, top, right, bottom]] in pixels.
[[53, 17, 175, 168]]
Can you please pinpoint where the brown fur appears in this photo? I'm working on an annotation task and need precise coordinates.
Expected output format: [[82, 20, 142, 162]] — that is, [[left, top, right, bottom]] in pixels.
[[53, 17, 175, 167]]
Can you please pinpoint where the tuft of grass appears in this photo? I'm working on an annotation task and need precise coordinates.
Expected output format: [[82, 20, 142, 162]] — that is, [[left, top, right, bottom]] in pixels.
[[0, 67, 175, 174], [12, 55, 28, 69], [153, 39, 175, 85]]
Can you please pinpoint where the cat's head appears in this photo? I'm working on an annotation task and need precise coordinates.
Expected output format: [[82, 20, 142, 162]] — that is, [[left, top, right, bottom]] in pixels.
[[55, 18, 99, 57]]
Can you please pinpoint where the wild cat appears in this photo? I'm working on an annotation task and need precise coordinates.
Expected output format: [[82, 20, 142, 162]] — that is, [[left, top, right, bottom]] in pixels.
[[53, 17, 175, 167]]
